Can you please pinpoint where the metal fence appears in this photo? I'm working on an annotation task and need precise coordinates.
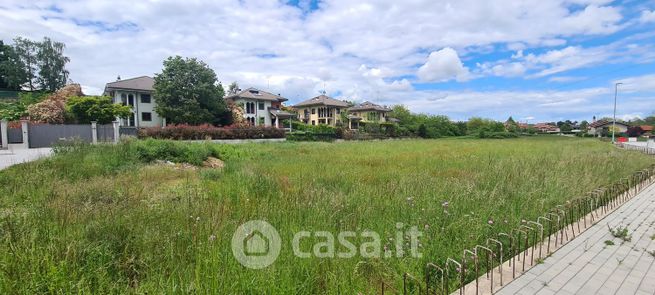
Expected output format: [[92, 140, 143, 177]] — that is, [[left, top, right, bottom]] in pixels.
[[98, 124, 115, 142], [119, 127, 139, 137], [28, 124, 93, 148], [8, 127, 22, 143]]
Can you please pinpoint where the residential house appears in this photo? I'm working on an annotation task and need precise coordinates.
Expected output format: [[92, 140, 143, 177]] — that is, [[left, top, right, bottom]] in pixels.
[[293, 94, 350, 127], [104, 76, 163, 127], [533, 123, 560, 133], [347, 101, 392, 129], [224, 88, 292, 127], [588, 119, 630, 137]]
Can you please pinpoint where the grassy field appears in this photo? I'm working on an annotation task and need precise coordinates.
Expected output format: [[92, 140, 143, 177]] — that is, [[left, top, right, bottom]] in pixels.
[[0, 137, 653, 293]]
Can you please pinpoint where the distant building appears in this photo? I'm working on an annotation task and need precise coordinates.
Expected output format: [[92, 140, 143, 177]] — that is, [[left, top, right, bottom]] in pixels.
[[588, 120, 630, 136], [533, 123, 560, 133], [347, 101, 392, 129], [104, 76, 162, 128], [224, 87, 291, 127], [293, 95, 350, 127]]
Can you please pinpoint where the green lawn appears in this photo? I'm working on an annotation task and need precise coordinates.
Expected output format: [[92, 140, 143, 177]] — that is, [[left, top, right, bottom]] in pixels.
[[0, 137, 653, 294]]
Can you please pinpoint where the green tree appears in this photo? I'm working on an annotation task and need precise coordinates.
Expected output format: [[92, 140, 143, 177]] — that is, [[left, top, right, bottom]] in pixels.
[[390, 105, 414, 125], [67, 96, 131, 124], [12, 37, 38, 91], [36, 37, 70, 92], [154, 56, 230, 125], [227, 81, 239, 95], [579, 120, 589, 131], [0, 40, 28, 90], [417, 123, 428, 138]]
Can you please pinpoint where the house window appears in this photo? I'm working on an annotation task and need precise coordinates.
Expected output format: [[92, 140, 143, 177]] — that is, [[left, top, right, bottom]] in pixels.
[[246, 102, 256, 114], [141, 112, 152, 121], [128, 94, 134, 106], [311, 120, 316, 125], [121, 93, 127, 105], [311, 108, 316, 114], [258, 102, 265, 110], [258, 117, 265, 125], [336, 108, 341, 114], [141, 94, 151, 103]]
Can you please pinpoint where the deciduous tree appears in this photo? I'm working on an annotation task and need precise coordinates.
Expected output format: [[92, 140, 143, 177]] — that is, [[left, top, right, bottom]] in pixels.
[[154, 56, 231, 125], [36, 37, 70, 92]]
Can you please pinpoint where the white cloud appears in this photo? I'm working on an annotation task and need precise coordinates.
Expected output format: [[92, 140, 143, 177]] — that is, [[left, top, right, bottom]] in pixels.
[[614, 74, 655, 93], [548, 76, 587, 83], [477, 36, 655, 79], [490, 62, 527, 77], [640, 10, 655, 23], [417, 48, 469, 82]]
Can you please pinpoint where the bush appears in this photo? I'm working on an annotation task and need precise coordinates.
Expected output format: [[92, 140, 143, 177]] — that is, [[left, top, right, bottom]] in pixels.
[[286, 131, 337, 141], [138, 124, 285, 140], [477, 131, 519, 139], [27, 98, 68, 123], [67, 96, 131, 124], [132, 139, 218, 165], [52, 138, 243, 168], [287, 122, 338, 141]]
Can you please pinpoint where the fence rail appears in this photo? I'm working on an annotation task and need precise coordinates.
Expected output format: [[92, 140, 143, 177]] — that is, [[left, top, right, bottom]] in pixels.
[[386, 163, 655, 295], [620, 142, 655, 155], [1, 120, 120, 149]]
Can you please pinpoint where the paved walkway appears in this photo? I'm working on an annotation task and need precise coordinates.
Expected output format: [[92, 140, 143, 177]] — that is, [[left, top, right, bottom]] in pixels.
[[0, 147, 52, 170], [497, 182, 655, 295]]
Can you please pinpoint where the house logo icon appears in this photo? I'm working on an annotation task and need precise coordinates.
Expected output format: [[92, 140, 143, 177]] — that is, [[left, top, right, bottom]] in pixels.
[[231, 220, 281, 269], [244, 230, 269, 256]]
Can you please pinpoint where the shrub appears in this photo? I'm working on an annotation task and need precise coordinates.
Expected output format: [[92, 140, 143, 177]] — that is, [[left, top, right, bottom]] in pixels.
[[53, 138, 233, 167], [27, 98, 68, 123], [477, 131, 519, 139], [287, 122, 338, 141], [67, 96, 132, 124], [138, 124, 285, 140], [132, 139, 218, 165]]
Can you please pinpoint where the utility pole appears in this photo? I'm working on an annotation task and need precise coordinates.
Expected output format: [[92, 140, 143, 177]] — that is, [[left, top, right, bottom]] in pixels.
[[612, 82, 623, 144]]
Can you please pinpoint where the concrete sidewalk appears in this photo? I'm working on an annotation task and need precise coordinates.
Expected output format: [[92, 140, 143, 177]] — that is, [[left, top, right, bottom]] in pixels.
[[0, 147, 52, 170], [496, 182, 655, 295]]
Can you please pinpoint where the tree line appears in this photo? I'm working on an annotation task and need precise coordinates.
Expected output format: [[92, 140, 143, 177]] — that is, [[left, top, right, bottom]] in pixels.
[[0, 37, 70, 92]]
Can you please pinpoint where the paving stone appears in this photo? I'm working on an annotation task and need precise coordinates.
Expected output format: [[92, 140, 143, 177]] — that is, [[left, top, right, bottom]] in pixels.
[[497, 183, 655, 295]]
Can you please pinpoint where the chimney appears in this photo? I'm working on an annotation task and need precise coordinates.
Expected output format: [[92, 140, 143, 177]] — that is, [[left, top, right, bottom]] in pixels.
[[592, 115, 596, 123], [116, 75, 121, 81]]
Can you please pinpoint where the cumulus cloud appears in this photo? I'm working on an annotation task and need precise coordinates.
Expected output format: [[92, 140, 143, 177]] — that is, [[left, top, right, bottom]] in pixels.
[[417, 48, 469, 82]]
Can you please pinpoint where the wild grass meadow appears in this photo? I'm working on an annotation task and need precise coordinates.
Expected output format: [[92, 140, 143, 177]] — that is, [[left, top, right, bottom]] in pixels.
[[0, 137, 653, 293]]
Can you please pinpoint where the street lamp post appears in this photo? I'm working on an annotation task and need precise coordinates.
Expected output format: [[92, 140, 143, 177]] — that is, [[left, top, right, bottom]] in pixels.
[[612, 82, 623, 144]]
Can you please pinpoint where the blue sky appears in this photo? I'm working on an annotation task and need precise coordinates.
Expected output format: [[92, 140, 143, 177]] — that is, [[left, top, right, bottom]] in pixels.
[[1, 0, 654, 122]]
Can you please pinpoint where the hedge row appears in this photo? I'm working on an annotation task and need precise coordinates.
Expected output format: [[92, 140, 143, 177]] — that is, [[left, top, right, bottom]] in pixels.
[[138, 124, 285, 140]]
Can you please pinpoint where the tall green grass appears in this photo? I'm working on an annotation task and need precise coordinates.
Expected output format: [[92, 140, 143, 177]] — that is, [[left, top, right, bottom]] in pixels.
[[0, 137, 653, 293]]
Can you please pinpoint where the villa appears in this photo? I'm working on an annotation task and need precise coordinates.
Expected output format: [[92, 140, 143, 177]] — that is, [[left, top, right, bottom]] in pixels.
[[293, 94, 351, 127], [224, 87, 293, 128], [347, 101, 392, 129], [104, 76, 163, 128]]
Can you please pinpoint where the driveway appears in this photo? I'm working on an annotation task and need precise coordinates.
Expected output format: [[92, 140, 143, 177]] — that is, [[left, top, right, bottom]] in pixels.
[[0, 147, 53, 170]]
